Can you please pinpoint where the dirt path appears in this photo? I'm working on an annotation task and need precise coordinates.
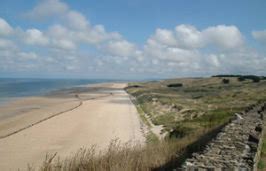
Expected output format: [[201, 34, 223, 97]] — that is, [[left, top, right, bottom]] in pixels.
[[0, 83, 145, 170]]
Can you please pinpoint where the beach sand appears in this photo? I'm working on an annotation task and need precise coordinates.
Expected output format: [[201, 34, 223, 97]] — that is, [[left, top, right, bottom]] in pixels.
[[0, 83, 145, 170]]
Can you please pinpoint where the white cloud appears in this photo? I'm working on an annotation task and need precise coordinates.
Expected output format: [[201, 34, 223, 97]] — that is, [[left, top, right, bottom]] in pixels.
[[1, 0, 265, 78], [252, 30, 266, 44], [75, 25, 111, 44], [46, 25, 76, 50], [175, 24, 203, 49], [18, 52, 38, 60], [0, 18, 13, 36], [52, 39, 76, 50], [0, 38, 16, 49], [26, 0, 68, 20], [25, 29, 49, 46], [203, 25, 244, 49], [144, 36, 200, 63], [23, 0, 125, 52], [65, 11, 88, 30], [152, 28, 176, 46], [148, 24, 244, 50], [141, 25, 266, 76], [208, 54, 220, 67], [103, 40, 137, 57], [47, 24, 69, 38]]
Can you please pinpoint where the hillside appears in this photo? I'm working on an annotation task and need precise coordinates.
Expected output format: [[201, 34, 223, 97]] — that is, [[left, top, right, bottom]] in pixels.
[[126, 77, 266, 141]]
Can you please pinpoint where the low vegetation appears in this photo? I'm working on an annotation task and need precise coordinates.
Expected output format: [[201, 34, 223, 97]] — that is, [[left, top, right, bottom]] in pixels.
[[37, 128, 218, 171], [213, 74, 266, 82], [258, 120, 266, 170], [222, 78, 230, 84], [39, 76, 266, 171], [258, 138, 266, 169], [126, 77, 266, 138]]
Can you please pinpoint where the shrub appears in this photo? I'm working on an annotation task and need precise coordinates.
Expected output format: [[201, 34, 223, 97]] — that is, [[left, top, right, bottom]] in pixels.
[[252, 77, 260, 83], [167, 83, 183, 88], [238, 77, 245, 82], [222, 79, 230, 84]]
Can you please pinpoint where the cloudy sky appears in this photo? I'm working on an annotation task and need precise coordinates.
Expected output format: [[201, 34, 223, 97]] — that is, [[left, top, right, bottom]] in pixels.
[[0, 0, 266, 79]]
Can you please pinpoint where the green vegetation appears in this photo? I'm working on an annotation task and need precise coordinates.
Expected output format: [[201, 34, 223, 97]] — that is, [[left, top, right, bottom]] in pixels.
[[213, 74, 264, 82], [258, 120, 266, 170], [167, 83, 183, 87], [146, 131, 159, 143], [126, 77, 266, 139], [258, 140, 266, 170], [222, 78, 230, 84]]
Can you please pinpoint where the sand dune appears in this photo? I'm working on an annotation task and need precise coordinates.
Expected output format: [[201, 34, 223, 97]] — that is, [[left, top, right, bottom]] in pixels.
[[0, 83, 145, 170]]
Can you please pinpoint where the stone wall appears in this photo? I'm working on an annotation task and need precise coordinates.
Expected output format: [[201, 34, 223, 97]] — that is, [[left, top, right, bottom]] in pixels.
[[183, 102, 266, 171]]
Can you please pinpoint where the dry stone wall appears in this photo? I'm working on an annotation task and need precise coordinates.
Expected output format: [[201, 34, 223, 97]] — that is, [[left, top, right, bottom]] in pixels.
[[183, 102, 266, 171]]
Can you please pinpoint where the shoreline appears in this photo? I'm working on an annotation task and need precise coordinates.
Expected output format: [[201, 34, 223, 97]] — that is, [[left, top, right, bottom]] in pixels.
[[0, 82, 145, 170], [0, 82, 127, 137], [0, 78, 118, 109]]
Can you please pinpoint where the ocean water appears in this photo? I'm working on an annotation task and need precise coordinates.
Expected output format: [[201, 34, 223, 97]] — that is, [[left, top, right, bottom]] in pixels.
[[0, 78, 109, 105]]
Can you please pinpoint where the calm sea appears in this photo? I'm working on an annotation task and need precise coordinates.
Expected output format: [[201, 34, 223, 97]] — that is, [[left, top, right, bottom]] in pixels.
[[0, 78, 109, 105]]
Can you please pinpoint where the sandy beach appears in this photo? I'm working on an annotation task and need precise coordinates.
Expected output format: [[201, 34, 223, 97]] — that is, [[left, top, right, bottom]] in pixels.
[[0, 83, 145, 170]]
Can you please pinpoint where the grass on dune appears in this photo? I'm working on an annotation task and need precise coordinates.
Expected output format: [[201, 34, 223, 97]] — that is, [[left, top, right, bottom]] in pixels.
[[35, 127, 216, 171]]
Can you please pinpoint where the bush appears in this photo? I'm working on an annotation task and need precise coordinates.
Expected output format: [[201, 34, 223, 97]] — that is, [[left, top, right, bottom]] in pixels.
[[222, 79, 230, 84], [167, 83, 183, 88], [238, 77, 245, 82], [252, 77, 260, 83], [213, 75, 263, 83], [126, 85, 142, 89]]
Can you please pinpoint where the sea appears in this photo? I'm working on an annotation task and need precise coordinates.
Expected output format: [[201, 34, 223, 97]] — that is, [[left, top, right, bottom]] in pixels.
[[0, 78, 111, 105]]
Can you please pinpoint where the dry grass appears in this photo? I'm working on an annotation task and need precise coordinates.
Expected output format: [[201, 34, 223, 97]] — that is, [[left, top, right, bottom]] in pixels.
[[36, 127, 216, 171]]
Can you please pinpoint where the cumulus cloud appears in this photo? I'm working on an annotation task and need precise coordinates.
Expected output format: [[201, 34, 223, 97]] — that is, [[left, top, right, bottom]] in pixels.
[[152, 28, 177, 47], [203, 25, 244, 49], [252, 30, 266, 44], [74, 25, 121, 44], [25, 0, 69, 20], [24, 29, 49, 46], [148, 24, 244, 51], [52, 39, 76, 50], [65, 11, 88, 30], [0, 38, 16, 49], [142, 24, 265, 76], [103, 40, 137, 57], [175, 24, 203, 49], [207, 54, 220, 67], [18, 52, 39, 60], [47, 24, 69, 38], [144, 38, 199, 62], [0, 0, 265, 78], [46, 25, 76, 50], [0, 18, 13, 36], [24, 0, 124, 50]]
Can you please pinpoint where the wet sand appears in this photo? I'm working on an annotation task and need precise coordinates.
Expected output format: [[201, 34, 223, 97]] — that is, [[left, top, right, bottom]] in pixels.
[[0, 83, 145, 170]]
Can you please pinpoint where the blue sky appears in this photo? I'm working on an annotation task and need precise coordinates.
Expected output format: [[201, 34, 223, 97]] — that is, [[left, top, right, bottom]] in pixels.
[[0, 0, 266, 79]]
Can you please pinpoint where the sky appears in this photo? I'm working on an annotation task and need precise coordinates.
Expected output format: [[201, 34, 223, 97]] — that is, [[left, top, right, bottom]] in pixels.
[[0, 0, 266, 79]]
